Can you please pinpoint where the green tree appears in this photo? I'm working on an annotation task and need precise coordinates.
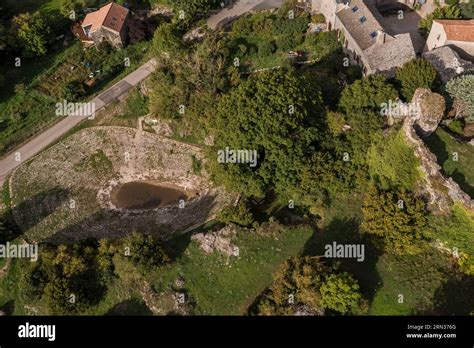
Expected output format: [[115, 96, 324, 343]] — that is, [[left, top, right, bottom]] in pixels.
[[40, 242, 107, 315], [320, 272, 366, 314], [339, 74, 398, 113], [253, 256, 330, 315], [460, 1, 474, 18], [11, 12, 52, 57], [395, 58, 440, 100], [63, 80, 88, 101], [148, 30, 229, 138], [151, 23, 185, 56], [217, 200, 254, 226], [361, 186, 428, 254], [446, 74, 474, 123], [122, 233, 169, 270], [209, 68, 324, 197]]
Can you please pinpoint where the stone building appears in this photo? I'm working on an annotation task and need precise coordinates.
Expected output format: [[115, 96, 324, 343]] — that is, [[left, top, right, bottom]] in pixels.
[[78, 2, 130, 49], [311, 0, 416, 76], [425, 19, 474, 62]]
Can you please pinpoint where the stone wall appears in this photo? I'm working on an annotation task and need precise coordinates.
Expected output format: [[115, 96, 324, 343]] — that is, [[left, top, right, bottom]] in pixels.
[[400, 88, 474, 214]]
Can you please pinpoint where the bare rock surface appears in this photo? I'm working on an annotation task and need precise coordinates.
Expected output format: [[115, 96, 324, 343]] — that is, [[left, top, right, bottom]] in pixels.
[[191, 223, 241, 257]]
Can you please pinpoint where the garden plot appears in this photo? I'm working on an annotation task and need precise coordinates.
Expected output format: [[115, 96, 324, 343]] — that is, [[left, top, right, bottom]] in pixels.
[[9, 126, 231, 243]]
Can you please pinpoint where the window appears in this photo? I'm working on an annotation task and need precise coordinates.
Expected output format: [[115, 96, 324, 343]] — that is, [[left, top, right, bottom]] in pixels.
[[370, 31, 377, 38], [352, 6, 359, 12], [359, 16, 367, 23]]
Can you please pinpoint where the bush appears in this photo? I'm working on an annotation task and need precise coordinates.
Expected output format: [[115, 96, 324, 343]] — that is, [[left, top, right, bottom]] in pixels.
[[445, 74, 474, 123], [312, 13, 326, 23], [276, 35, 296, 51], [217, 200, 254, 226], [367, 130, 421, 191], [62, 80, 88, 101], [460, 1, 474, 18], [447, 119, 464, 135], [395, 58, 440, 101], [361, 186, 428, 255], [257, 40, 276, 57], [121, 233, 169, 270], [320, 273, 367, 314], [339, 74, 398, 112]]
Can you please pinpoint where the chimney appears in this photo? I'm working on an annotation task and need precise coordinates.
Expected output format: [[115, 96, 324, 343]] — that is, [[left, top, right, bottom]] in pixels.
[[377, 30, 386, 44]]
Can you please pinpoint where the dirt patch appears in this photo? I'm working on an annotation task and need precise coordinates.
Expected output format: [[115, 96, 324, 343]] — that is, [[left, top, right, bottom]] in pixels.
[[9, 127, 233, 243]]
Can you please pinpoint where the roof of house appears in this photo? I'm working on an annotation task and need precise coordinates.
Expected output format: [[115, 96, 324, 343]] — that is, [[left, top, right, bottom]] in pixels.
[[336, 0, 388, 50], [82, 2, 129, 34], [434, 19, 474, 42], [422, 46, 474, 82], [364, 33, 416, 74]]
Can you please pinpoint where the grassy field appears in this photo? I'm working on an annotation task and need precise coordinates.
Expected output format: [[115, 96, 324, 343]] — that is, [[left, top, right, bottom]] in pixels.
[[147, 224, 314, 315], [425, 127, 474, 197], [369, 247, 454, 315]]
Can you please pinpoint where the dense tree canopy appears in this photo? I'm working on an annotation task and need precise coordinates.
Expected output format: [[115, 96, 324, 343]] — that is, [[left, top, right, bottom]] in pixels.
[[11, 12, 52, 57], [208, 68, 325, 197], [148, 30, 230, 138], [339, 74, 398, 113], [395, 58, 440, 101]]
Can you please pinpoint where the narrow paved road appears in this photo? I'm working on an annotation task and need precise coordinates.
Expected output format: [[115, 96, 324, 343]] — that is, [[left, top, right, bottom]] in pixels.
[[0, 59, 157, 185], [207, 0, 285, 29]]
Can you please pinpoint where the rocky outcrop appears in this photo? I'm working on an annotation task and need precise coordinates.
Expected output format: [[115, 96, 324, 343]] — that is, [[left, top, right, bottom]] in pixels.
[[413, 88, 446, 137], [399, 88, 474, 214], [191, 223, 241, 257]]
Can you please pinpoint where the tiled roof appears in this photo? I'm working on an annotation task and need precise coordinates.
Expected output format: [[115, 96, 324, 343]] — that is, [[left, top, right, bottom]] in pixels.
[[82, 2, 129, 34], [434, 19, 474, 42]]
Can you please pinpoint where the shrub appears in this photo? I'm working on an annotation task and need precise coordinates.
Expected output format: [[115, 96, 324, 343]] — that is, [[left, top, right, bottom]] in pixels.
[[367, 131, 421, 191], [395, 58, 440, 100], [276, 35, 296, 51], [339, 74, 398, 112], [312, 13, 326, 23], [361, 186, 428, 255], [447, 119, 464, 135], [257, 40, 276, 57], [320, 273, 367, 314], [445, 74, 474, 123], [121, 233, 169, 270], [217, 200, 254, 226]]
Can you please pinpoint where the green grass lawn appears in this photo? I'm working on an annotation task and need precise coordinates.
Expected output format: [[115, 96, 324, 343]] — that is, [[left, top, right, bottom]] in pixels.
[[369, 247, 454, 315], [425, 127, 474, 197], [148, 225, 314, 315]]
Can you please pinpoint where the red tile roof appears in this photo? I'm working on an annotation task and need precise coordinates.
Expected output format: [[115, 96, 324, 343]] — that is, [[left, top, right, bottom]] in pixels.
[[434, 19, 474, 42], [82, 2, 129, 34]]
